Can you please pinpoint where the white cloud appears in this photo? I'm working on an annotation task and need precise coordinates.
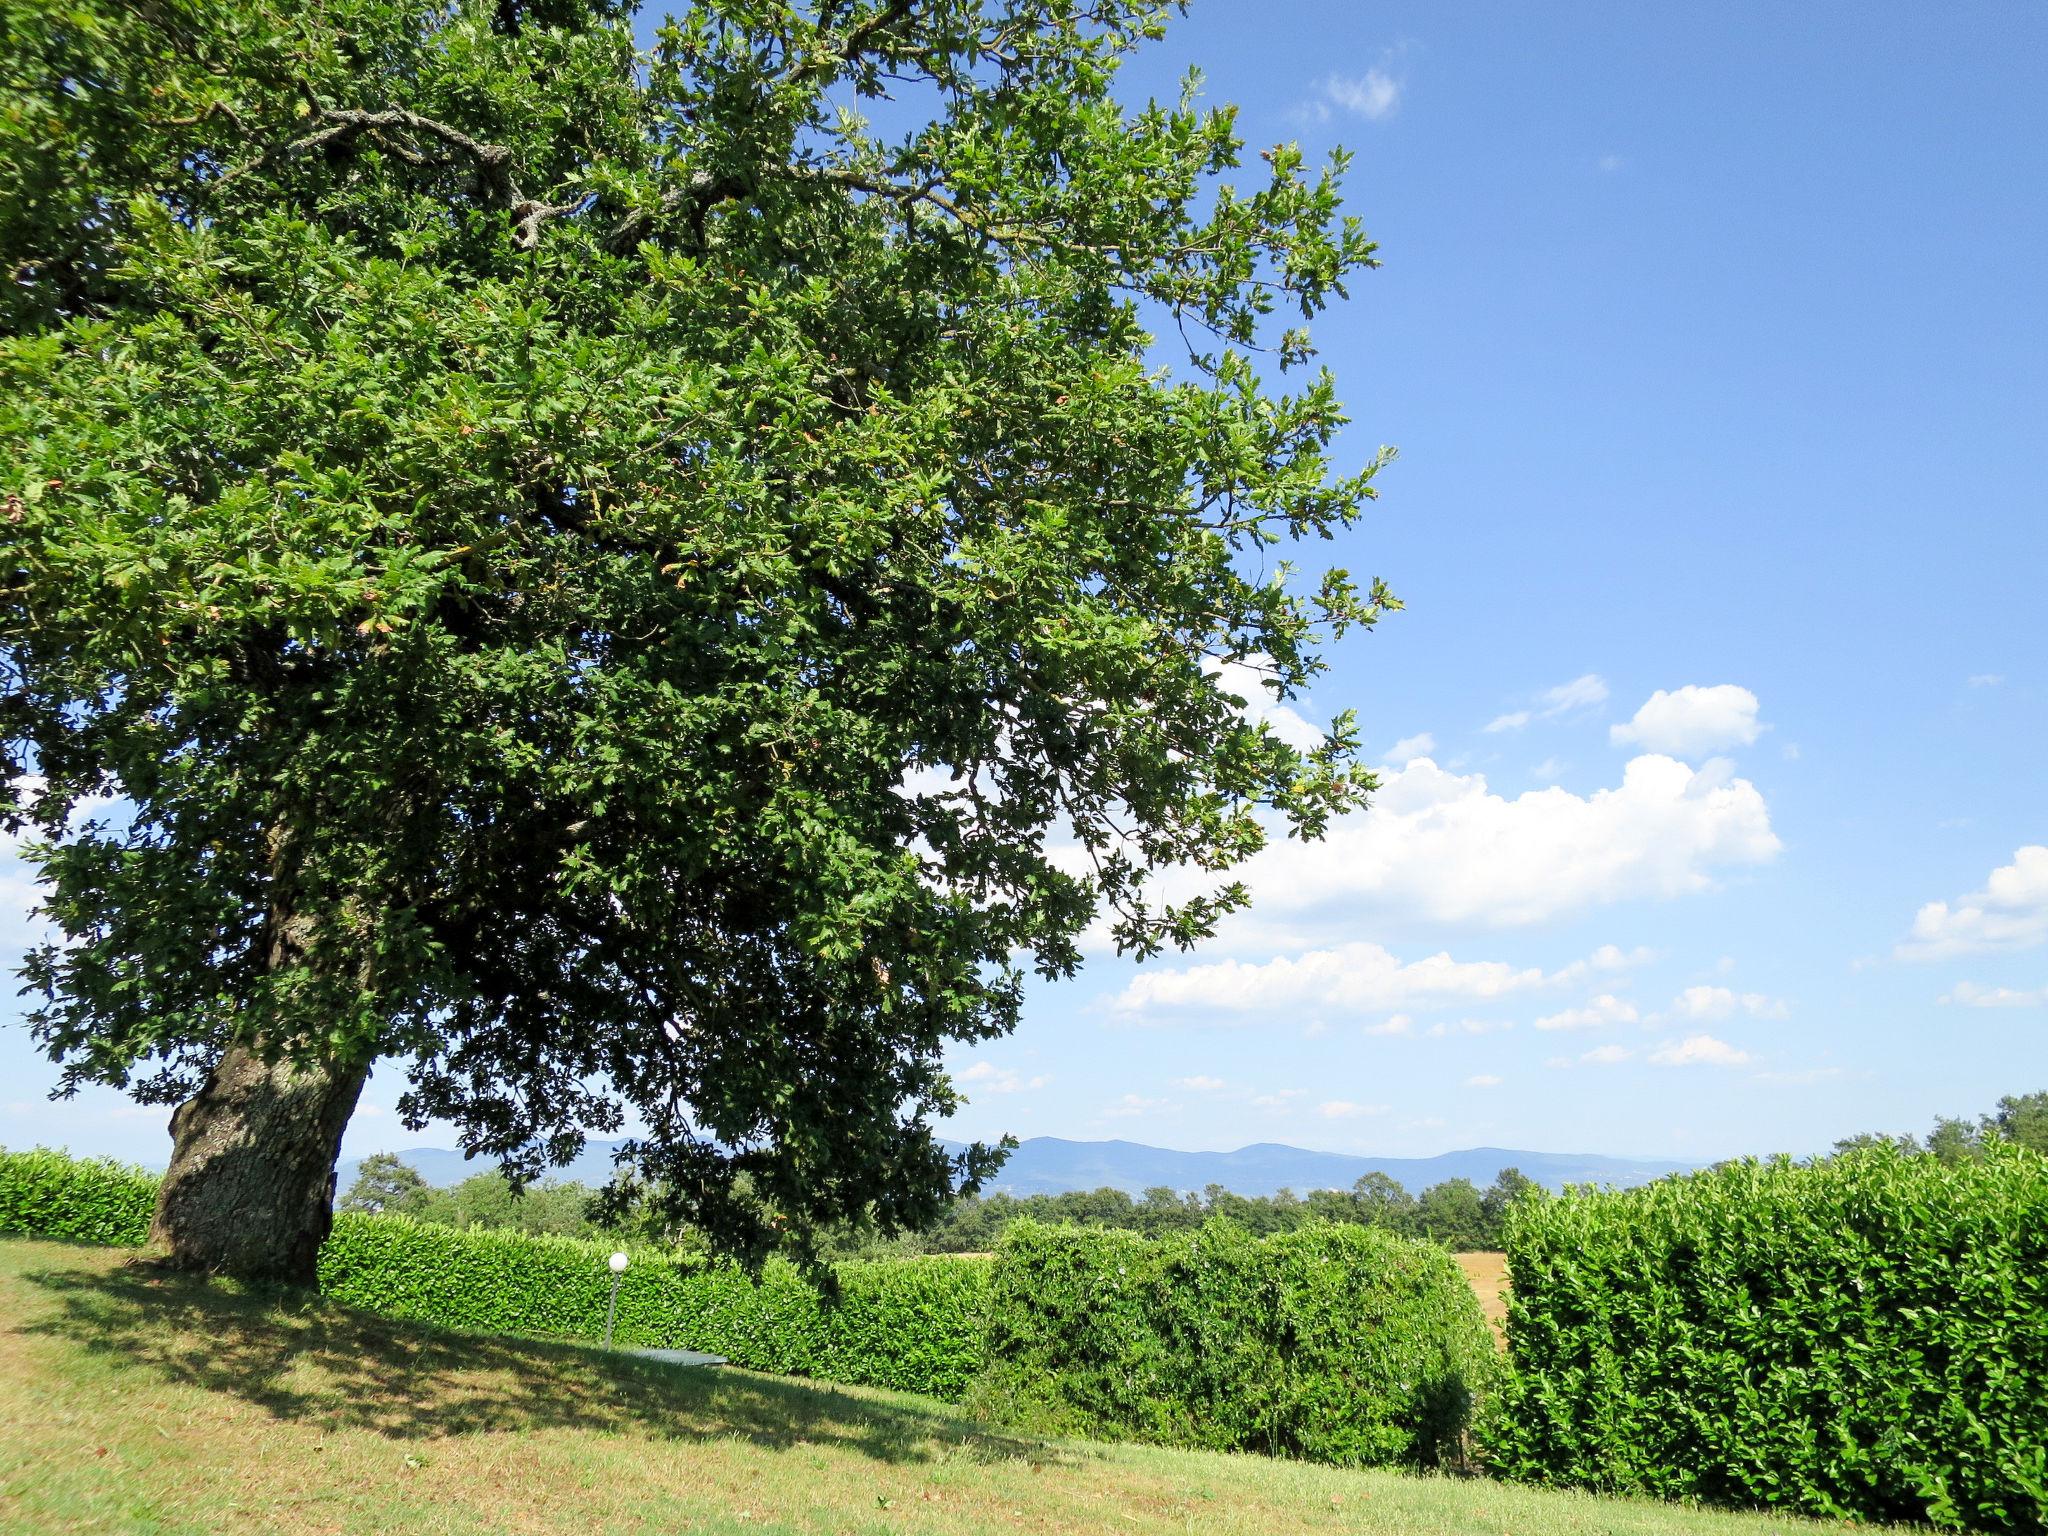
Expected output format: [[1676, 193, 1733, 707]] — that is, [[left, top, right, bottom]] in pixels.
[[1426, 1017, 1515, 1037], [1662, 985, 1788, 1022], [1363, 1013, 1413, 1037], [1968, 674, 2003, 689], [1172, 1074, 1227, 1091], [1238, 755, 1779, 933], [1648, 1034, 1751, 1068], [1464, 1074, 1503, 1088], [1610, 685, 1763, 757], [1251, 1089, 1305, 1110], [956, 1062, 1052, 1095], [1530, 756, 1566, 781], [1896, 847, 2048, 961], [1321, 68, 1402, 121], [1555, 944, 1659, 982], [1485, 674, 1608, 735], [1939, 981, 2048, 1008], [1318, 1100, 1389, 1119], [1542, 674, 1610, 712], [1385, 732, 1435, 763], [1579, 1044, 1634, 1065], [1115, 941, 1617, 1020], [1598, 153, 1627, 173], [1207, 656, 1325, 752], [1534, 993, 1639, 1031], [1105, 1093, 1169, 1118]]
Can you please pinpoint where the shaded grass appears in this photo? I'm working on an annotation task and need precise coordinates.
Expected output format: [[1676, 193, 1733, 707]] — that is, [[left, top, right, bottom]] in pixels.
[[0, 1237, 1860, 1536]]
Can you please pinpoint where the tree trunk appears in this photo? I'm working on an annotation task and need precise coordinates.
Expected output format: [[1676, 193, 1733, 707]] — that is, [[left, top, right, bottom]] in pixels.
[[147, 1042, 370, 1284]]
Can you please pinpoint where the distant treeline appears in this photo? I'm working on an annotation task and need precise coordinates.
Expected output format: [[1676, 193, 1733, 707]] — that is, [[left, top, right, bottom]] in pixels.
[[340, 1153, 1536, 1255], [342, 1089, 2048, 1259]]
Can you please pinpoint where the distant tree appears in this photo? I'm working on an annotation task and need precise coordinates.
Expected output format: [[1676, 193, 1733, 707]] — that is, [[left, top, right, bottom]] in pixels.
[[1413, 1177, 1487, 1250], [1832, 1131, 1922, 1157], [1347, 1171, 1417, 1232], [1983, 1091, 2048, 1154], [337, 1153, 430, 1217], [1478, 1166, 1539, 1247], [417, 1171, 605, 1239], [1925, 1116, 1983, 1166]]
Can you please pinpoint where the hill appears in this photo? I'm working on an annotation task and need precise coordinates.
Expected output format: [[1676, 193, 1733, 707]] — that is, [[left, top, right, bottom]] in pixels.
[[339, 1136, 1691, 1195], [0, 1236, 1825, 1536]]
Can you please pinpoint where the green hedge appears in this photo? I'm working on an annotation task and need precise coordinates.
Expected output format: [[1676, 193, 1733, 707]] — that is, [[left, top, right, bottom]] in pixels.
[[1486, 1143, 2048, 1532], [969, 1217, 1498, 1467], [0, 1147, 986, 1401], [0, 1146, 156, 1247], [318, 1212, 988, 1399]]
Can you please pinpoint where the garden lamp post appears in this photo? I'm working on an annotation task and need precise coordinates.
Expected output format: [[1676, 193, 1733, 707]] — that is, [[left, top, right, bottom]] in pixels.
[[604, 1250, 629, 1349]]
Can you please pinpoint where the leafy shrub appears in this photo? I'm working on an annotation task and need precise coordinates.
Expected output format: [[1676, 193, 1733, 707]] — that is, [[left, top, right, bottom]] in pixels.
[[970, 1217, 1498, 1467], [0, 1147, 986, 1400], [1486, 1143, 2048, 1532], [318, 1213, 989, 1399], [0, 1146, 155, 1247]]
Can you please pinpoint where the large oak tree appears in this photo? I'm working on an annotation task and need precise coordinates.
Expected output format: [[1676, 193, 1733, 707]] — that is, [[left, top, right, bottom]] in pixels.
[[1, 0, 1393, 1280]]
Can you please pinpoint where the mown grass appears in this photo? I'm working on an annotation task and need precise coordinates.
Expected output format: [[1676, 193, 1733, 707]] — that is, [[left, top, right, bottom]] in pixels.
[[0, 1237, 1863, 1536]]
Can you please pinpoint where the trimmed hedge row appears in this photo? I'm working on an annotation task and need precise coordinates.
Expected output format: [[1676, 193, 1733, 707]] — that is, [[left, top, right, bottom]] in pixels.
[[1487, 1143, 2048, 1532], [970, 1217, 1499, 1468], [318, 1212, 989, 1399], [0, 1146, 155, 1247], [0, 1147, 988, 1401]]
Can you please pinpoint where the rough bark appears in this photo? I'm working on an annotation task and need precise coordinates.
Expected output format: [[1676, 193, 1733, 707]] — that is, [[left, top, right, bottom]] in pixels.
[[147, 1042, 370, 1284]]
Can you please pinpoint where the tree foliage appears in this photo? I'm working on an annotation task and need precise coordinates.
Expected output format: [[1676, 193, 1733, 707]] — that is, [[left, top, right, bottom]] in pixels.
[[337, 1151, 434, 1217], [2, 0, 1392, 1259]]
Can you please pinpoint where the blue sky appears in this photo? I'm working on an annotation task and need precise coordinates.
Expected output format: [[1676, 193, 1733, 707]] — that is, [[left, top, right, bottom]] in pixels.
[[5, 2, 2044, 1170]]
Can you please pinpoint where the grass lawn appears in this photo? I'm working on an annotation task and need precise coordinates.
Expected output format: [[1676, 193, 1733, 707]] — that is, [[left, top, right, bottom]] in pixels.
[[0, 1237, 1847, 1536]]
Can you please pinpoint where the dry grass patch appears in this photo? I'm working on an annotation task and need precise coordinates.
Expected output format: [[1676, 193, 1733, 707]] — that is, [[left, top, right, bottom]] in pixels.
[[1456, 1250, 1511, 1336], [1, 1237, 1844, 1536]]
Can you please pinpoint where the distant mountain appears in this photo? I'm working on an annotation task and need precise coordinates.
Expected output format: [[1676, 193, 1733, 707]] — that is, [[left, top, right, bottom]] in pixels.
[[339, 1136, 1691, 1196], [951, 1138, 1692, 1196]]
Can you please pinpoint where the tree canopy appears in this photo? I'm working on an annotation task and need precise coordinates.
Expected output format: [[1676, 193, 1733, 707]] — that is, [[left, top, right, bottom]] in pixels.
[[2, 0, 1392, 1271]]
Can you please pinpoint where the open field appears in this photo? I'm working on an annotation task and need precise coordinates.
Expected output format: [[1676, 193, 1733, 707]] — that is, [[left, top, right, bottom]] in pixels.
[[0, 1238, 1853, 1536], [1456, 1250, 1510, 1333]]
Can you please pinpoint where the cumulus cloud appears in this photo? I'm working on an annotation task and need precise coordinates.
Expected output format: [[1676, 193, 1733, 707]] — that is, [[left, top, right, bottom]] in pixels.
[[1648, 1034, 1752, 1068], [1200, 754, 1779, 935], [1318, 1100, 1388, 1119], [1533, 993, 1639, 1031], [1114, 941, 1624, 1020], [1661, 986, 1788, 1022], [1464, 1074, 1504, 1088], [1610, 685, 1763, 757], [1896, 847, 2048, 961], [956, 1062, 1052, 1095], [1172, 1074, 1227, 1091], [1939, 981, 2048, 1008], [1385, 732, 1435, 763], [1207, 656, 1326, 752]]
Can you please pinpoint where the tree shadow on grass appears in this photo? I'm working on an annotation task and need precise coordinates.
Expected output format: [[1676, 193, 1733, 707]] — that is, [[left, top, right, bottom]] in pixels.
[[13, 1253, 1070, 1470]]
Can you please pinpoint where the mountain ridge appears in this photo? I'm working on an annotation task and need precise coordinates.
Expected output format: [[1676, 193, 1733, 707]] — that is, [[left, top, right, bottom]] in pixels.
[[339, 1135, 1693, 1196]]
